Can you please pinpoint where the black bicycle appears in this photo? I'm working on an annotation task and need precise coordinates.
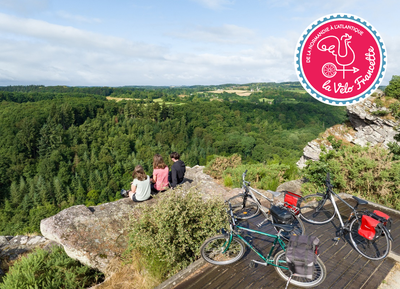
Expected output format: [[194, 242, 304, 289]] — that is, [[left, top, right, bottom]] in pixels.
[[299, 173, 393, 261]]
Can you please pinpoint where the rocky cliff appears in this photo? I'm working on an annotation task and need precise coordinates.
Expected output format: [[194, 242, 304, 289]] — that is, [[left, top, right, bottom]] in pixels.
[[297, 95, 399, 168], [40, 165, 239, 275], [0, 235, 57, 276]]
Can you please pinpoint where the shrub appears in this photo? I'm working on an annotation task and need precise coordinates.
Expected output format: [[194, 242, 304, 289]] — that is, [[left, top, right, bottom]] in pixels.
[[126, 189, 227, 280], [223, 175, 233, 187], [303, 145, 400, 210], [389, 101, 400, 119], [385, 75, 400, 99], [1, 246, 103, 288], [204, 154, 241, 179], [223, 163, 290, 191], [374, 97, 384, 107], [371, 110, 389, 116]]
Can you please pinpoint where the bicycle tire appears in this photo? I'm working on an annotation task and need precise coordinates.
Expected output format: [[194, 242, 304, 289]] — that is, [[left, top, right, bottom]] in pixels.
[[200, 234, 246, 265], [348, 216, 392, 261], [299, 194, 336, 224], [271, 212, 305, 241], [228, 194, 260, 220], [273, 250, 326, 288]]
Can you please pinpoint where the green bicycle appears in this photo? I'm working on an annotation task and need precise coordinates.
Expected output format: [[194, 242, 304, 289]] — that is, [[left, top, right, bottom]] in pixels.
[[200, 202, 327, 288]]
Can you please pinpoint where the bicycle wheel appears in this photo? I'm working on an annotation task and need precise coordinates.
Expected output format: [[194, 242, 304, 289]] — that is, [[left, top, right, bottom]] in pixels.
[[349, 217, 391, 261], [228, 194, 260, 220], [273, 250, 326, 288], [299, 194, 335, 224], [271, 210, 305, 241], [200, 234, 246, 265]]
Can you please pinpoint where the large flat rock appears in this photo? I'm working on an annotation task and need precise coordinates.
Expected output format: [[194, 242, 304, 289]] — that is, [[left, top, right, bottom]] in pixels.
[[40, 198, 151, 273]]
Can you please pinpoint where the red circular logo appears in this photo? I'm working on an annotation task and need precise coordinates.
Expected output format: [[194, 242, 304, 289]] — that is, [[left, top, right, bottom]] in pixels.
[[295, 14, 387, 106]]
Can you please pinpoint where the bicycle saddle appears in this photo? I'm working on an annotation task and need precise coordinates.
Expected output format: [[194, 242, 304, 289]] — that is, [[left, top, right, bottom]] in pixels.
[[273, 223, 294, 232], [267, 190, 282, 197], [352, 196, 368, 205]]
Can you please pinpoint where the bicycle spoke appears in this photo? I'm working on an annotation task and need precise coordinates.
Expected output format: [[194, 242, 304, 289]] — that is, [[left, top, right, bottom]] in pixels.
[[349, 217, 391, 260]]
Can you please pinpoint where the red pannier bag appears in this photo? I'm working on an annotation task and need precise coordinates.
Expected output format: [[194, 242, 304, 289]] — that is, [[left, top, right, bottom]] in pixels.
[[283, 191, 302, 214], [373, 210, 392, 232], [358, 215, 382, 241]]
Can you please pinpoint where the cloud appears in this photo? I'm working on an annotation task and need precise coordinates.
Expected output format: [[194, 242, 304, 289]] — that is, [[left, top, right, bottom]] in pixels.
[[0, 13, 166, 58], [168, 24, 256, 44], [191, 0, 233, 10], [0, 0, 49, 14], [55, 11, 102, 24], [0, 32, 298, 86]]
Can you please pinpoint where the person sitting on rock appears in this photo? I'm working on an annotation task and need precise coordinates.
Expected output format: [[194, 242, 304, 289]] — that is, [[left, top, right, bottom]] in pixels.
[[168, 152, 186, 188], [129, 165, 151, 202], [151, 154, 169, 194]]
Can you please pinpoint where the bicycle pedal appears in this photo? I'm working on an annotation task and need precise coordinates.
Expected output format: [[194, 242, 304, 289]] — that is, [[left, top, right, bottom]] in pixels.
[[256, 219, 268, 227], [333, 237, 340, 245], [249, 261, 256, 268], [251, 260, 268, 267]]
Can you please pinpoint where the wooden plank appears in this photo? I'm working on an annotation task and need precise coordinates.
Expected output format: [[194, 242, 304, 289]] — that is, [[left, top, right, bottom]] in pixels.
[[173, 197, 396, 289], [343, 258, 394, 289]]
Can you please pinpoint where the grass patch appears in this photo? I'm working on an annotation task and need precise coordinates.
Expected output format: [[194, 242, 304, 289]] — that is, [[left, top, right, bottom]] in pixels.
[[0, 246, 103, 288]]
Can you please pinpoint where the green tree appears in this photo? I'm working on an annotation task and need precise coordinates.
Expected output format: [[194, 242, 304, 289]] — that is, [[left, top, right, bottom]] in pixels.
[[385, 75, 400, 98]]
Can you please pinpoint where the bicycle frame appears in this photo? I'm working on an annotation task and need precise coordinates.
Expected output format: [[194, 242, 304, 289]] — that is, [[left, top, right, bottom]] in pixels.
[[224, 201, 289, 270], [242, 176, 279, 217], [324, 187, 358, 229], [226, 224, 288, 270], [315, 185, 393, 241]]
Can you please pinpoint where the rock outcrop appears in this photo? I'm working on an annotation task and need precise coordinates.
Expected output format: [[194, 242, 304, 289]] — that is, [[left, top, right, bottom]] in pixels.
[[179, 165, 233, 200], [0, 235, 55, 276], [41, 198, 143, 273], [297, 96, 399, 168], [40, 166, 234, 274], [276, 178, 307, 195], [347, 99, 398, 147], [296, 124, 355, 168]]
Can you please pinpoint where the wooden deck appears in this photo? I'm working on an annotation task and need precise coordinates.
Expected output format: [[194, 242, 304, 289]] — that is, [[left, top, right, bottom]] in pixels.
[[173, 199, 399, 289]]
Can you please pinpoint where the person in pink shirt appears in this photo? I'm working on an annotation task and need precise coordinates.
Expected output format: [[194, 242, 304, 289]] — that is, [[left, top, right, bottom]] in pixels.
[[151, 154, 169, 194]]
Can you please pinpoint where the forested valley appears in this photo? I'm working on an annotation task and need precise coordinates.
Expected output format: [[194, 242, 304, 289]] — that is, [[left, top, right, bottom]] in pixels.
[[0, 83, 347, 235]]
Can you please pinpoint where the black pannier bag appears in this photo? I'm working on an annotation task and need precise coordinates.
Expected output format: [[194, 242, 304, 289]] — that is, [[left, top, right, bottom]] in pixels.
[[286, 235, 320, 279], [270, 205, 294, 224], [358, 215, 382, 241]]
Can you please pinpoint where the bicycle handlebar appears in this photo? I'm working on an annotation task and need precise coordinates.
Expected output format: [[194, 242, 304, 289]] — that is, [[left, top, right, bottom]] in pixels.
[[326, 172, 334, 190], [242, 170, 248, 181]]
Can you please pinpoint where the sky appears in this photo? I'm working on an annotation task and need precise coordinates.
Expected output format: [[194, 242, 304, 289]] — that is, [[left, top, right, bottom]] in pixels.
[[0, 0, 398, 86]]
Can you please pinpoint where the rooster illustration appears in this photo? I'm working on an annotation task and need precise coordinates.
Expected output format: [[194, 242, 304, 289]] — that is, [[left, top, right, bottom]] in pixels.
[[317, 33, 358, 79]]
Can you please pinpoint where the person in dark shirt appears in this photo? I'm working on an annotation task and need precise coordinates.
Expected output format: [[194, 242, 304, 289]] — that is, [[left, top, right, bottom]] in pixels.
[[168, 152, 186, 188]]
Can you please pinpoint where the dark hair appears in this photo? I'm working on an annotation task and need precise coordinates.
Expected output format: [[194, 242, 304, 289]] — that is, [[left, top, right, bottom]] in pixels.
[[132, 165, 146, 181], [170, 152, 180, 160], [153, 154, 167, 169]]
